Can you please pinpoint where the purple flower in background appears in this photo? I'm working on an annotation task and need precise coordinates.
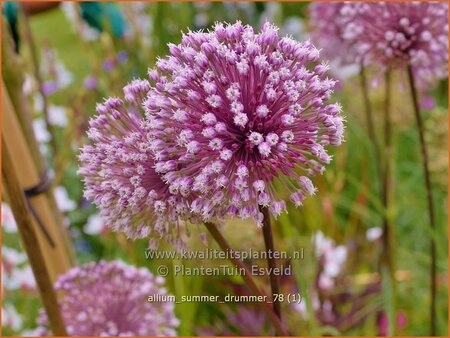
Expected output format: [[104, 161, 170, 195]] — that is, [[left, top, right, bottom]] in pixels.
[[36, 261, 179, 336], [340, 2, 448, 83], [117, 50, 129, 64], [83, 75, 98, 90], [41, 81, 59, 96], [78, 81, 196, 248], [103, 58, 116, 72], [144, 21, 344, 225], [377, 311, 408, 336], [420, 95, 436, 111]]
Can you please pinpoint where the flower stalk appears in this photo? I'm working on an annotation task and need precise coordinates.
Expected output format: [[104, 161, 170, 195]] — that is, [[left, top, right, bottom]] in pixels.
[[359, 64, 382, 183], [406, 65, 437, 336], [381, 70, 397, 335], [260, 205, 282, 321]]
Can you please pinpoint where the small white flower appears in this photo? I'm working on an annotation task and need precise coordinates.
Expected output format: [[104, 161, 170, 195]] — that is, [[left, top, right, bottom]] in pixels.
[[2, 305, 23, 331], [1, 203, 17, 233], [54, 186, 76, 212], [33, 119, 51, 143], [366, 227, 383, 241], [83, 215, 107, 235], [48, 105, 68, 127]]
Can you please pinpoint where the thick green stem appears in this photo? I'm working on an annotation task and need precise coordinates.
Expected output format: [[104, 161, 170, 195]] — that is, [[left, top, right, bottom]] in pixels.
[[381, 70, 397, 335], [259, 206, 282, 322], [359, 65, 382, 184], [406, 65, 437, 336], [204, 222, 288, 336]]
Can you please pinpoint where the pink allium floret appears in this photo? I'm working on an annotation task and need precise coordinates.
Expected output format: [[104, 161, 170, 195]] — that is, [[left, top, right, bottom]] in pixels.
[[342, 2, 448, 81], [144, 21, 344, 226], [36, 261, 178, 336], [78, 81, 197, 248]]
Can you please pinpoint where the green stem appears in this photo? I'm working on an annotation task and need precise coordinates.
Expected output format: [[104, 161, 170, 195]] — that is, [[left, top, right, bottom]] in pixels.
[[381, 70, 397, 335], [406, 65, 437, 336], [204, 222, 288, 336], [359, 65, 382, 184], [259, 206, 282, 323]]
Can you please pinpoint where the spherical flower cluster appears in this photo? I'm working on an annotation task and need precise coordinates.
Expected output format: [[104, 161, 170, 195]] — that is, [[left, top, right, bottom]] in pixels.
[[144, 21, 344, 226], [345, 3, 447, 84], [79, 81, 197, 248], [36, 261, 179, 336]]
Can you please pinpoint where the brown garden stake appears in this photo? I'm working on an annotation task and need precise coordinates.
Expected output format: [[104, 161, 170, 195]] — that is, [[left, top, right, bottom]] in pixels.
[[2, 23, 77, 265], [2, 82, 72, 282], [2, 135, 67, 336]]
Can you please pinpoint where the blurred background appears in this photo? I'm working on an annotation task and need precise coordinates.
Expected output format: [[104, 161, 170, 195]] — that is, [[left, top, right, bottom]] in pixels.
[[1, 2, 448, 336]]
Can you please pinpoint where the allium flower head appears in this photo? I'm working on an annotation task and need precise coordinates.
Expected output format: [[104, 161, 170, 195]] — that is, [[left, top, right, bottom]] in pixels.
[[144, 21, 344, 225], [340, 2, 448, 81], [36, 261, 178, 336], [79, 81, 195, 248], [309, 3, 354, 66]]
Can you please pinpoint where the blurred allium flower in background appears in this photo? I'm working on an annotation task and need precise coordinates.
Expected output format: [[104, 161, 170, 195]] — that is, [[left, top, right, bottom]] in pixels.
[[309, 3, 361, 81], [145, 21, 344, 226], [309, 2, 353, 66], [310, 2, 448, 87], [343, 2, 448, 86], [36, 261, 178, 336], [78, 87, 197, 248]]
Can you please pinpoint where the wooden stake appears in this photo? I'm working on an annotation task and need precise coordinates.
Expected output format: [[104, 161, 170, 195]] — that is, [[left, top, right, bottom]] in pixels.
[[2, 135, 67, 336], [2, 82, 72, 282], [2, 23, 77, 265]]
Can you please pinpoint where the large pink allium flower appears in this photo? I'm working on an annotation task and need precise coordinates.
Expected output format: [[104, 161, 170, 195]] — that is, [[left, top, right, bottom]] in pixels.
[[79, 82, 197, 248], [144, 21, 344, 225], [340, 2, 448, 82], [36, 261, 179, 336]]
